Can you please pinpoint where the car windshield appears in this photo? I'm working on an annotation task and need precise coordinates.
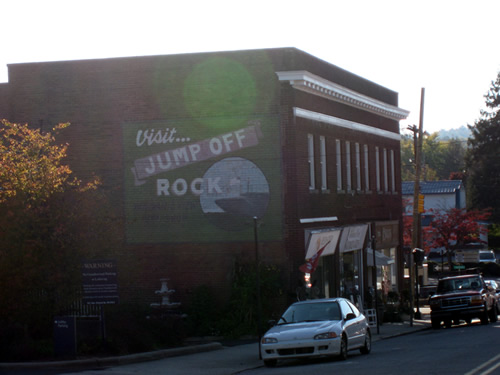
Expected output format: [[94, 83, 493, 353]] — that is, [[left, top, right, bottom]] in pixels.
[[480, 252, 495, 260], [278, 301, 341, 324], [437, 277, 482, 293]]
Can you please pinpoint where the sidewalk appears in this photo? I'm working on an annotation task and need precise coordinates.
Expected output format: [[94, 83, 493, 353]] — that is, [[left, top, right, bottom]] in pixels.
[[0, 308, 431, 373]]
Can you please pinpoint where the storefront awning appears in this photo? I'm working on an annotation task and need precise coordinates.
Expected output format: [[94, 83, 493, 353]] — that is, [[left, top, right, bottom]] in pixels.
[[304, 229, 341, 259], [339, 224, 368, 253], [366, 248, 394, 266]]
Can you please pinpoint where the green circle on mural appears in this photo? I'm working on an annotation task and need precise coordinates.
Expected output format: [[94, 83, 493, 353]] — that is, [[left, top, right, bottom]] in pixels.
[[183, 57, 257, 130]]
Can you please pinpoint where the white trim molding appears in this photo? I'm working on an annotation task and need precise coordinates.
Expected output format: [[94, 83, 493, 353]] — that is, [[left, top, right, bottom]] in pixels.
[[300, 216, 338, 224], [276, 70, 410, 121], [294, 107, 401, 141]]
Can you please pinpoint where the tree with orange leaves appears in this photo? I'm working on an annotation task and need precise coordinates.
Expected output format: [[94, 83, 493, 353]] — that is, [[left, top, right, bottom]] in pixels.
[[0, 120, 115, 349], [423, 207, 491, 265]]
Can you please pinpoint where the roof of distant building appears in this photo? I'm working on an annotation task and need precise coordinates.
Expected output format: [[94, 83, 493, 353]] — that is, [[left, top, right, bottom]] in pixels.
[[402, 180, 463, 195]]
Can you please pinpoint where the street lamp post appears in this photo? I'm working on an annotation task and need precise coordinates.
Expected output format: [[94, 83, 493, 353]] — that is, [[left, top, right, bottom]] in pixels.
[[254, 217, 263, 359], [371, 235, 380, 335]]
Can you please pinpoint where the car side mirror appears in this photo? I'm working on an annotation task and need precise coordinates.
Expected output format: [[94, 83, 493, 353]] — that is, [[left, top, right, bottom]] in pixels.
[[268, 319, 277, 327], [345, 313, 356, 321]]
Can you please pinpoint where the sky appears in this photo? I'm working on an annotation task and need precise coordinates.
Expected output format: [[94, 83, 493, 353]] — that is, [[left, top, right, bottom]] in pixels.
[[2, 0, 500, 134]]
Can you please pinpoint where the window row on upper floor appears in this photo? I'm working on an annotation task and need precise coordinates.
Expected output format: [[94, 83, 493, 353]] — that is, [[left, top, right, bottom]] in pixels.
[[307, 133, 398, 195]]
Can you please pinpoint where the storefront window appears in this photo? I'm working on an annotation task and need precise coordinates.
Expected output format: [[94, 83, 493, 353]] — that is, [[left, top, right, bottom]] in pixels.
[[340, 250, 361, 307], [378, 247, 397, 295]]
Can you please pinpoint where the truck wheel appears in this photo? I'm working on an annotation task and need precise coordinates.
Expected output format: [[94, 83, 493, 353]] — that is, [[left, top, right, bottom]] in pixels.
[[489, 305, 498, 323], [481, 305, 489, 325], [431, 318, 441, 329]]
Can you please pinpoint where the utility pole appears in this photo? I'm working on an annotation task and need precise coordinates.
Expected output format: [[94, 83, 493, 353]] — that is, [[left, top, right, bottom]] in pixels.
[[407, 88, 425, 323]]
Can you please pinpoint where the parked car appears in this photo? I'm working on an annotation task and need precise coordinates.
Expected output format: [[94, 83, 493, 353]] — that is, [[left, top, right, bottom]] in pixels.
[[260, 298, 371, 367], [479, 250, 497, 264], [429, 274, 498, 329]]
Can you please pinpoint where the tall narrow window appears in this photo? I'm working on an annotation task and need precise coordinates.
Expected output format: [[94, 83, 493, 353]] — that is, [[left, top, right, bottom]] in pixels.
[[336, 139, 342, 191], [355, 143, 361, 192], [308, 134, 315, 190], [320, 136, 327, 190], [375, 146, 381, 192], [345, 141, 351, 192], [364, 144, 370, 192], [390, 149, 396, 192], [383, 148, 388, 192]]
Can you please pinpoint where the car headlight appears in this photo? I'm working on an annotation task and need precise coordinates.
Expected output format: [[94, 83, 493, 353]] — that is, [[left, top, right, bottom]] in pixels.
[[314, 332, 338, 340], [429, 299, 440, 308], [470, 295, 484, 305], [262, 337, 278, 344]]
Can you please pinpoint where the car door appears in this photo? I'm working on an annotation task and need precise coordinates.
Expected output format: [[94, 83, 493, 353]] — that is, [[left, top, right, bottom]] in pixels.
[[339, 299, 362, 348]]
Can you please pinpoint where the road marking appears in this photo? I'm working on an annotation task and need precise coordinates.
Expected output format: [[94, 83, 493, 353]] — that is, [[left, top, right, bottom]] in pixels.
[[465, 352, 500, 375]]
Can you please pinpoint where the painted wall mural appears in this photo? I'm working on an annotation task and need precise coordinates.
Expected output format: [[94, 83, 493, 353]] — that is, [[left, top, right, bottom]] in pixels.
[[122, 56, 281, 244], [123, 117, 280, 244]]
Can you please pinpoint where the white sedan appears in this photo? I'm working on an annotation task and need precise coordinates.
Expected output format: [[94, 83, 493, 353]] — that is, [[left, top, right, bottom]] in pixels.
[[260, 298, 371, 367]]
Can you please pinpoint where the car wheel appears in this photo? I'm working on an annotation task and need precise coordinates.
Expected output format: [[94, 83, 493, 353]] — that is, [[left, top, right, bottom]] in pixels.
[[360, 330, 371, 354], [339, 335, 348, 360], [489, 305, 498, 323], [431, 318, 440, 329], [264, 359, 277, 367], [481, 305, 489, 325]]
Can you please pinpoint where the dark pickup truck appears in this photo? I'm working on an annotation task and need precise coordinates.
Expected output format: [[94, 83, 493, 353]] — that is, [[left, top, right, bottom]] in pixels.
[[429, 274, 498, 329]]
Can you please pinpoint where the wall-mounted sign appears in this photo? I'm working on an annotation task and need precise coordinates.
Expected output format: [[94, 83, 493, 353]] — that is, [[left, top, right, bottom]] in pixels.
[[81, 260, 119, 305]]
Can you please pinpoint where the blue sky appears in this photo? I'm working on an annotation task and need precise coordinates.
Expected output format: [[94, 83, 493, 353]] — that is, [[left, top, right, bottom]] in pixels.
[[3, 0, 500, 133]]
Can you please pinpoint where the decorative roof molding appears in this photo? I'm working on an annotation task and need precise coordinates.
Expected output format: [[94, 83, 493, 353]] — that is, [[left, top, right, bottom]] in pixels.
[[276, 70, 410, 121], [294, 108, 401, 141]]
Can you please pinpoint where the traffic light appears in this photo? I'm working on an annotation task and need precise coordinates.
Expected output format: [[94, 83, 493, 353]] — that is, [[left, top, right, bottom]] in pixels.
[[417, 193, 425, 213]]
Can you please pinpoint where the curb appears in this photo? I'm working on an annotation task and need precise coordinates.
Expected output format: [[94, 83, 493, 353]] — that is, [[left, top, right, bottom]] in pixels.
[[0, 342, 223, 370]]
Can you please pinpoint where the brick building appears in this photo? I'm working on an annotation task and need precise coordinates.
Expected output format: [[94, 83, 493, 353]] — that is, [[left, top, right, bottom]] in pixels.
[[0, 48, 409, 310]]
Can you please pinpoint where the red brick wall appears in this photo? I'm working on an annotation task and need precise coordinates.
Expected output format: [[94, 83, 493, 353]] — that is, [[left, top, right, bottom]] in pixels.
[[4, 48, 404, 308]]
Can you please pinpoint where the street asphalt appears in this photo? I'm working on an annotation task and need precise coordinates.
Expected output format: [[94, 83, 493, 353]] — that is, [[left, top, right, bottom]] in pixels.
[[0, 308, 432, 374]]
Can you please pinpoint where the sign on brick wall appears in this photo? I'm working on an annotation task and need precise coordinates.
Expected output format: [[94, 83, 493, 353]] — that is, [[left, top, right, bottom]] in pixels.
[[82, 259, 119, 305]]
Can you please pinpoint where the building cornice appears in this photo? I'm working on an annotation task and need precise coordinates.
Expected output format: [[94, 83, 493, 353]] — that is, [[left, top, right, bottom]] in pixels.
[[294, 108, 401, 141], [276, 70, 410, 121]]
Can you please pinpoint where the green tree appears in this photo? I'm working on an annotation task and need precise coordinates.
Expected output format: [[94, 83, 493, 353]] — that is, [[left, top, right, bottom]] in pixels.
[[401, 132, 466, 181], [400, 134, 416, 181], [466, 71, 500, 224], [440, 138, 466, 180]]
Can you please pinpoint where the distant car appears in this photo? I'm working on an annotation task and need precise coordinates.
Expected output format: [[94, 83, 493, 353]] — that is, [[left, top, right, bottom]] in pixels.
[[479, 250, 497, 264], [260, 298, 371, 367], [429, 274, 498, 329]]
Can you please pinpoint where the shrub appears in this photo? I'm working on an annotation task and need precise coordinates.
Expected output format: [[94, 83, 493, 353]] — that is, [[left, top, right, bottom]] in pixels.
[[185, 285, 220, 337], [218, 263, 284, 338]]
